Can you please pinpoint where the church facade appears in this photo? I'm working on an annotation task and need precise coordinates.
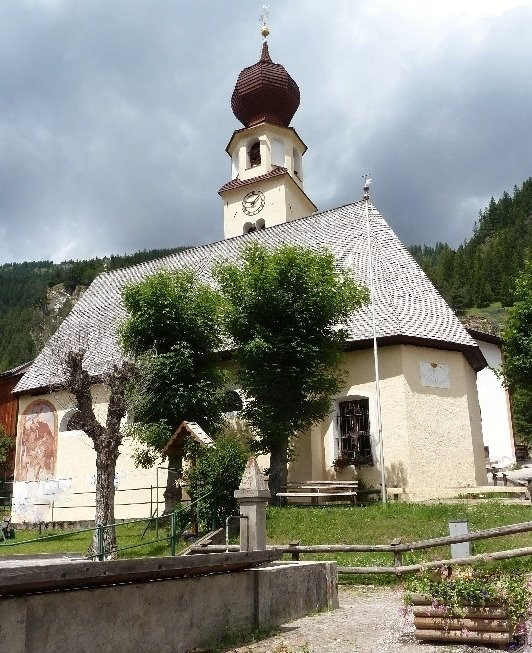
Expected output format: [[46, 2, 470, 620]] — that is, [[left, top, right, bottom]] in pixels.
[[11, 39, 488, 522]]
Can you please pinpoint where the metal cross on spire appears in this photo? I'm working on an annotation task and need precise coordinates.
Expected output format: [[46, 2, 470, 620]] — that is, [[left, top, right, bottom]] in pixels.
[[260, 4, 270, 39]]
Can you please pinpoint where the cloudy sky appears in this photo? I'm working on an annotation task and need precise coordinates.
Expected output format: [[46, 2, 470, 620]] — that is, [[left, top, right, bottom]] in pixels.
[[1, 0, 531, 264]]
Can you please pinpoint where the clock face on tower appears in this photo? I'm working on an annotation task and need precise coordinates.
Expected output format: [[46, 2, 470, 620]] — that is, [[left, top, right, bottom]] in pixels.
[[242, 190, 265, 216]]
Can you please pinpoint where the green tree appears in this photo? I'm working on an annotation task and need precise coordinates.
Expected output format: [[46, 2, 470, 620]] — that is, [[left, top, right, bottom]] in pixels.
[[502, 259, 532, 390], [0, 424, 14, 468], [119, 269, 228, 513], [214, 243, 368, 498], [502, 260, 532, 446]]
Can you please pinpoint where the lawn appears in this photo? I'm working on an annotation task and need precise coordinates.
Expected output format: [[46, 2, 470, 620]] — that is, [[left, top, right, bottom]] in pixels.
[[2, 502, 531, 581], [266, 502, 532, 584], [0, 519, 177, 558], [465, 302, 509, 331]]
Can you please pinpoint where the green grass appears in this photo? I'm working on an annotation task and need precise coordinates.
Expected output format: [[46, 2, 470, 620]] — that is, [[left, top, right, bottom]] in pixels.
[[3, 502, 531, 581], [0, 520, 180, 558], [266, 502, 532, 584], [465, 302, 509, 331]]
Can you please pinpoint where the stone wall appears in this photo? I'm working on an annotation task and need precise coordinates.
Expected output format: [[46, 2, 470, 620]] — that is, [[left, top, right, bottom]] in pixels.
[[0, 560, 338, 653]]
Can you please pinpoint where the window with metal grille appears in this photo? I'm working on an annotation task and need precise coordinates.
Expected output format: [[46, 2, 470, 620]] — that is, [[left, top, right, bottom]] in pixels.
[[336, 399, 373, 464]]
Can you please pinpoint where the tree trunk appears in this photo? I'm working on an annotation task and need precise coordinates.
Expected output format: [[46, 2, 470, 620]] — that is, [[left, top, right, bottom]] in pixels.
[[268, 439, 288, 502], [90, 448, 118, 559], [163, 449, 183, 514]]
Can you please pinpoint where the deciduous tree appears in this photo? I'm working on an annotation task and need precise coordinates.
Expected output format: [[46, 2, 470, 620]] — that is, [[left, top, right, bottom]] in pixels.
[[214, 243, 368, 498], [62, 350, 135, 558], [119, 269, 228, 513]]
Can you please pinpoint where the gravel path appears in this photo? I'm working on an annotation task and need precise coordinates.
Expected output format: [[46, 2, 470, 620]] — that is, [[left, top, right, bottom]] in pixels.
[[227, 586, 531, 653]]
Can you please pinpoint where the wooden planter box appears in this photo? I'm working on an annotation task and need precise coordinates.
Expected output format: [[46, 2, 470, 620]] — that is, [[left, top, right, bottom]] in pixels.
[[410, 594, 513, 649]]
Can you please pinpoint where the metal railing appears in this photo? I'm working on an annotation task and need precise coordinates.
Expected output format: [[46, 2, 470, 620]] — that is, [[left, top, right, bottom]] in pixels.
[[0, 483, 182, 522], [0, 492, 210, 560]]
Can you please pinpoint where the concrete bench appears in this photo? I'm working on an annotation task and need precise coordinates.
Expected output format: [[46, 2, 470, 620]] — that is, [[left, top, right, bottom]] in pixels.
[[454, 486, 530, 501], [386, 487, 405, 501]]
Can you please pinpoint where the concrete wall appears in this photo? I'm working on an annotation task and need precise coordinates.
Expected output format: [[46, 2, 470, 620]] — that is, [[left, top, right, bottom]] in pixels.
[[12, 385, 165, 523], [12, 342, 488, 517], [0, 560, 338, 653], [290, 344, 487, 498], [474, 338, 515, 466]]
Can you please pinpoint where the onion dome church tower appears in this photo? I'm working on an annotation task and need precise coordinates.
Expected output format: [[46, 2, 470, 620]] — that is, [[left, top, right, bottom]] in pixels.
[[219, 32, 317, 239]]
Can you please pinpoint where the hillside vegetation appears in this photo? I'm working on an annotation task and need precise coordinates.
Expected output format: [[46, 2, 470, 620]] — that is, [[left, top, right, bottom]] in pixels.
[[0, 248, 185, 372], [409, 178, 532, 317]]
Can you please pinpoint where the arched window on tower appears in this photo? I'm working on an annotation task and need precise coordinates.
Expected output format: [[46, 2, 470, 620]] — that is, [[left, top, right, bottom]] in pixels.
[[248, 140, 261, 168], [243, 222, 255, 234], [255, 218, 266, 231]]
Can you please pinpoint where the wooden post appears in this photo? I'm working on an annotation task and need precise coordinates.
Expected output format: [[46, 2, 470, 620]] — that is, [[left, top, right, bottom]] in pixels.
[[390, 537, 402, 567], [289, 540, 301, 561]]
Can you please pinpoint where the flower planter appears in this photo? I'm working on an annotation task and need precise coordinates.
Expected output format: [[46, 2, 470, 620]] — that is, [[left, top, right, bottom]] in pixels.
[[410, 593, 512, 648]]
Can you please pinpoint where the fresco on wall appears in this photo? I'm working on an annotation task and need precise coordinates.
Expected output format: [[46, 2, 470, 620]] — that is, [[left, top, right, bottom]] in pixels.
[[15, 400, 57, 482]]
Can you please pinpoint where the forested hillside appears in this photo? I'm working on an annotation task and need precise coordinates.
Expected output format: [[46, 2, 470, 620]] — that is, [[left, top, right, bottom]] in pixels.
[[409, 178, 532, 314], [410, 179, 532, 446], [0, 248, 185, 372]]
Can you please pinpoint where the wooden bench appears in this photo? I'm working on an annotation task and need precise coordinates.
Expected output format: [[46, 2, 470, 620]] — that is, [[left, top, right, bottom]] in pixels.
[[278, 481, 358, 506]]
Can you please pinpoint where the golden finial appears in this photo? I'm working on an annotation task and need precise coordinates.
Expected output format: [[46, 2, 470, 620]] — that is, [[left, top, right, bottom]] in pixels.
[[260, 4, 270, 39]]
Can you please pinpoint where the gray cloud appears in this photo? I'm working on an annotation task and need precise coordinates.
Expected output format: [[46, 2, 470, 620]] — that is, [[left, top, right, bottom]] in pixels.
[[0, 1, 530, 263]]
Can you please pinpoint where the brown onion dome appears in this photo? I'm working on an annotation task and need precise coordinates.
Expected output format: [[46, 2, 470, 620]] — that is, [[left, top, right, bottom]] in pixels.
[[231, 42, 300, 128]]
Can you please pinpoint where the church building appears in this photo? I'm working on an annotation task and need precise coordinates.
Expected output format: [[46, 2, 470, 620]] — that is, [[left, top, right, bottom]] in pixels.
[[11, 36, 488, 522]]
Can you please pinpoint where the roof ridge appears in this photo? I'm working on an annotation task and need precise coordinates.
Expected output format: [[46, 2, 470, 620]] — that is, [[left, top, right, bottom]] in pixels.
[[94, 200, 369, 282]]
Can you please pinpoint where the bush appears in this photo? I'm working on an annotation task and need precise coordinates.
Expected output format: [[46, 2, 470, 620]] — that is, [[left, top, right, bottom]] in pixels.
[[187, 434, 249, 530], [0, 424, 14, 465]]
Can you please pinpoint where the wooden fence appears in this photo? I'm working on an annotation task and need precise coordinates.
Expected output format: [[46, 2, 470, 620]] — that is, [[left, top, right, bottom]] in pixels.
[[189, 519, 532, 575]]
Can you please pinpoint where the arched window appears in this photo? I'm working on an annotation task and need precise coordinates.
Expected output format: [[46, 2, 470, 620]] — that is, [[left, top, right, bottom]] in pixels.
[[255, 218, 266, 231], [248, 141, 261, 167], [59, 408, 83, 432], [243, 222, 254, 234], [223, 390, 244, 414]]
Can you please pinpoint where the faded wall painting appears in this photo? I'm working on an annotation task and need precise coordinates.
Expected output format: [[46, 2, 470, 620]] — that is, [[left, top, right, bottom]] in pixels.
[[15, 400, 57, 482]]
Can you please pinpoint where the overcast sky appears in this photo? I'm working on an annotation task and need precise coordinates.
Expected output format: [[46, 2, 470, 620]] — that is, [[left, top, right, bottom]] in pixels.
[[1, 0, 531, 264]]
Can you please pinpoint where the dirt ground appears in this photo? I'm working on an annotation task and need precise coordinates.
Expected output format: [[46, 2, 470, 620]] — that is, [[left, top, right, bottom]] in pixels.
[[227, 586, 531, 653]]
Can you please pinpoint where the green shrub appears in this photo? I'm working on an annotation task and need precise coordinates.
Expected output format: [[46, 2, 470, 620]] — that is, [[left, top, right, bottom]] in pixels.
[[187, 434, 249, 529], [0, 424, 14, 465]]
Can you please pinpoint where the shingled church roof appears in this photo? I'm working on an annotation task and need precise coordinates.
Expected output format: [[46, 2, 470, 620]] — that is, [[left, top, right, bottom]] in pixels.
[[14, 201, 485, 394]]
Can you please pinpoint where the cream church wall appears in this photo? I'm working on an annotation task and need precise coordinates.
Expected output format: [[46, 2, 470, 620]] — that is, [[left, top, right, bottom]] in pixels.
[[223, 175, 311, 238], [289, 345, 487, 499], [12, 386, 165, 524], [402, 345, 487, 498], [473, 338, 515, 466]]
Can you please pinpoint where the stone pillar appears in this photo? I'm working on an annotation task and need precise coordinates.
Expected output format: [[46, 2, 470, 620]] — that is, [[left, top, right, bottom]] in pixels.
[[234, 457, 271, 551]]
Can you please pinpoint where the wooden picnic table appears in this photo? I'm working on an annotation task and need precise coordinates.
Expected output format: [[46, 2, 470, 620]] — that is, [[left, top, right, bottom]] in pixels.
[[278, 481, 359, 506]]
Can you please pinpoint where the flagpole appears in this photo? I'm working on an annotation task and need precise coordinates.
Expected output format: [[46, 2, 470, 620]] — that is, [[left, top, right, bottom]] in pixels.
[[363, 177, 386, 504]]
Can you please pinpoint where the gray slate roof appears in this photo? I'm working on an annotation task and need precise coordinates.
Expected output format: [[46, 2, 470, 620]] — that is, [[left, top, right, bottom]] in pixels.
[[14, 201, 485, 394]]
